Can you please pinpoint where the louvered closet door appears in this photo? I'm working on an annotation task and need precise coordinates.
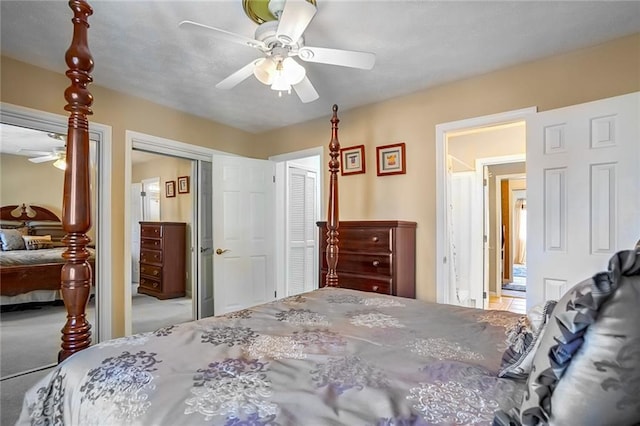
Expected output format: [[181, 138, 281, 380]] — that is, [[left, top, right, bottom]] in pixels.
[[287, 166, 318, 296], [527, 92, 639, 309]]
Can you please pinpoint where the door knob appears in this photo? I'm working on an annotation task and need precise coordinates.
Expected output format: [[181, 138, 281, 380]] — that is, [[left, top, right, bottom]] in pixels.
[[216, 248, 230, 255]]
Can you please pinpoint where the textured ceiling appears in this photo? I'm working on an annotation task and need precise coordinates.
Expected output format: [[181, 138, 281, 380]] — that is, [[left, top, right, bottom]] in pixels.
[[1, 1, 639, 134]]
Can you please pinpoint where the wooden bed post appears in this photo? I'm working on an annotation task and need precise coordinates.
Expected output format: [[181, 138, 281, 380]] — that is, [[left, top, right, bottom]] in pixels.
[[325, 104, 340, 287], [59, 0, 94, 362]]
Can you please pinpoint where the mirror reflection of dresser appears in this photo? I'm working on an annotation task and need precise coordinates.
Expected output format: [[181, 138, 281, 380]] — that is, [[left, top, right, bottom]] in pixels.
[[138, 221, 186, 299]]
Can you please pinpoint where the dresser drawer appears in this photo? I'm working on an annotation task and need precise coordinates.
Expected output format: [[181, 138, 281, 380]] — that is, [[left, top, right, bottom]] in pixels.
[[140, 249, 162, 264], [321, 271, 392, 295], [321, 252, 392, 276], [139, 276, 162, 292], [140, 238, 161, 250], [140, 263, 161, 278], [141, 224, 162, 238], [324, 227, 391, 252]]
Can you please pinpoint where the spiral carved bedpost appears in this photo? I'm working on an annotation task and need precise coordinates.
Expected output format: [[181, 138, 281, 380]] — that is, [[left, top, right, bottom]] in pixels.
[[59, 0, 94, 362], [325, 105, 340, 287]]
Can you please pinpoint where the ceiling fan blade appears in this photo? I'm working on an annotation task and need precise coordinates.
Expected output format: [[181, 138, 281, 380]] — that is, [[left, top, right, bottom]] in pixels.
[[18, 149, 51, 156], [28, 154, 58, 163], [293, 76, 319, 103], [276, 0, 317, 45], [298, 46, 376, 70], [179, 20, 266, 50], [216, 60, 258, 90]]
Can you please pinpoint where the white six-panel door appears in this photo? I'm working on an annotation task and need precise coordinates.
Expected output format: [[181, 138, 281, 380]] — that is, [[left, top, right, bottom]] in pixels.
[[526, 92, 639, 309], [212, 155, 276, 315]]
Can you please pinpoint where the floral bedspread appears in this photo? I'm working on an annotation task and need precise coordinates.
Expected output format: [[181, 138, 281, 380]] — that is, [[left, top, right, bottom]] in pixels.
[[18, 288, 525, 425]]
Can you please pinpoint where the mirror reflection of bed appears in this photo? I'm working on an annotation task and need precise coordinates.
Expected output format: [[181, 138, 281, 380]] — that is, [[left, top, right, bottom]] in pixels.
[[0, 204, 96, 377], [0, 123, 100, 378]]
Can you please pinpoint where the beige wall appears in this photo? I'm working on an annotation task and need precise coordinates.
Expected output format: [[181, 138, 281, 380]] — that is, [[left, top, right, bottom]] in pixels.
[[0, 154, 65, 217], [0, 153, 100, 241], [255, 33, 640, 303], [1, 33, 638, 336], [132, 156, 193, 224]]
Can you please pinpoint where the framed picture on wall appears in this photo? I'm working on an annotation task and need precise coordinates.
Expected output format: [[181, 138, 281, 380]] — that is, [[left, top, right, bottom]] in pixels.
[[340, 145, 366, 175], [178, 176, 190, 194], [376, 142, 406, 176], [165, 180, 176, 198]]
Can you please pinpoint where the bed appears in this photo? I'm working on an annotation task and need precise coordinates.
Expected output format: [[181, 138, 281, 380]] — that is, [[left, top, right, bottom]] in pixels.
[[16, 1, 640, 425], [0, 204, 95, 305]]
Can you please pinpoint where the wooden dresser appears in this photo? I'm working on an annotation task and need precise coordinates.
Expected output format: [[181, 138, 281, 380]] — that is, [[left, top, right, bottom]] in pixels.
[[138, 221, 186, 299], [317, 221, 417, 298]]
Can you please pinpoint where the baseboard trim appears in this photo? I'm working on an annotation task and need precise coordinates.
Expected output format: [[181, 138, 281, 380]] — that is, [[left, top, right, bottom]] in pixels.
[[1, 363, 55, 381]]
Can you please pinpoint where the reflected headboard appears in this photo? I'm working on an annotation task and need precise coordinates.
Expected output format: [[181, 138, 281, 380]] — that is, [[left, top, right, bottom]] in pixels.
[[0, 204, 60, 223]]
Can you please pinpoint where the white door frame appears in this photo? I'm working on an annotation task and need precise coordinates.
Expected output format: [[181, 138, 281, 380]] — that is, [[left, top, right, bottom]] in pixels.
[[1, 102, 113, 340], [124, 130, 228, 335], [269, 147, 324, 299], [435, 107, 536, 305]]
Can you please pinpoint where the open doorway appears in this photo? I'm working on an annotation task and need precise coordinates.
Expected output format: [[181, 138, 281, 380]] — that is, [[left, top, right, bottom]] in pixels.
[[270, 147, 323, 299], [437, 110, 531, 315], [498, 177, 527, 298]]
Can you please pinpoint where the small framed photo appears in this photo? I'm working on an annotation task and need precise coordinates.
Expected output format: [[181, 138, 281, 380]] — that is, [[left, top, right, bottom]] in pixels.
[[178, 176, 190, 194], [165, 180, 176, 198], [376, 142, 406, 176], [340, 145, 366, 175]]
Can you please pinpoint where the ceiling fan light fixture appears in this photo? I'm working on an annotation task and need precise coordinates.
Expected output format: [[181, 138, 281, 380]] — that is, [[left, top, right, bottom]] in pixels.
[[53, 157, 67, 170], [282, 57, 306, 85], [269, 57, 305, 94], [254, 58, 276, 84], [270, 72, 291, 92]]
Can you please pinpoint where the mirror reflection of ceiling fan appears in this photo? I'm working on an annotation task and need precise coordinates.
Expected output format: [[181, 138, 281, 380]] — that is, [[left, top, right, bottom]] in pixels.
[[179, 0, 376, 103], [22, 132, 67, 169], [26, 147, 65, 164]]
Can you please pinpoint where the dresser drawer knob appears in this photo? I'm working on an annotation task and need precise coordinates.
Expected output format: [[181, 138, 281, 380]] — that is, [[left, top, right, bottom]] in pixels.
[[372, 285, 379, 291], [372, 260, 380, 267], [153, 282, 159, 288], [372, 236, 379, 242], [153, 270, 159, 276]]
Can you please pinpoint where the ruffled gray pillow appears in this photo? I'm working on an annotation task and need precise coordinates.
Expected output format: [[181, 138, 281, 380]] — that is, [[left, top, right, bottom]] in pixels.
[[520, 249, 640, 425], [498, 300, 556, 380]]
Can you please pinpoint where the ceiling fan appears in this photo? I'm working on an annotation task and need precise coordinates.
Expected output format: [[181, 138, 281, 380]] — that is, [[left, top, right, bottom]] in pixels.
[[179, 0, 376, 103], [26, 147, 65, 164], [21, 132, 67, 169]]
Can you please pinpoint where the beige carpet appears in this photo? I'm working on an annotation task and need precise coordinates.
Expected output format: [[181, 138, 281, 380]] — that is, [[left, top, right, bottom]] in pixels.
[[0, 293, 192, 425], [1, 367, 52, 425]]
